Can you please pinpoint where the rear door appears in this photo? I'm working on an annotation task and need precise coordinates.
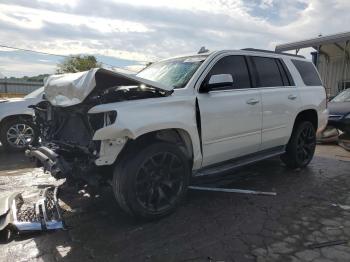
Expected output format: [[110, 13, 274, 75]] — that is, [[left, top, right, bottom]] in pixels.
[[248, 56, 301, 150], [197, 55, 262, 167]]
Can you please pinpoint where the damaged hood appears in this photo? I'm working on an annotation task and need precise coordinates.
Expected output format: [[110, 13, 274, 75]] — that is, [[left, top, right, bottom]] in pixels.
[[44, 68, 173, 107]]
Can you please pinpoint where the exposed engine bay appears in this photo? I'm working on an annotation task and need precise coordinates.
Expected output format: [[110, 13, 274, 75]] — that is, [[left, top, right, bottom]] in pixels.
[[26, 68, 172, 183]]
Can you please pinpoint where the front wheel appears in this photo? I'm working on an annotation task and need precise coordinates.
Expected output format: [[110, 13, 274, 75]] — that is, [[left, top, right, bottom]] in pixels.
[[281, 121, 316, 169], [112, 141, 190, 219], [0, 118, 38, 152]]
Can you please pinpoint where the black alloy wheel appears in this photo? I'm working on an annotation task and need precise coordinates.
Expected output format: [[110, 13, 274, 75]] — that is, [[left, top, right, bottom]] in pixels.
[[135, 151, 185, 213], [112, 141, 190, 219], [295, 123, 316, 166], [281, 121, 316, 168]]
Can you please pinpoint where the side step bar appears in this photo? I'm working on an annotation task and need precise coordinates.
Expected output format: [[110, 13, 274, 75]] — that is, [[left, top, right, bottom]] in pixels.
[[195, 146, 285, 177]]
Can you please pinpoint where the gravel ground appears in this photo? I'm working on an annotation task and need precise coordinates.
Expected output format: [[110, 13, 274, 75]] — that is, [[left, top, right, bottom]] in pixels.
[[1, 144, 350, 262]]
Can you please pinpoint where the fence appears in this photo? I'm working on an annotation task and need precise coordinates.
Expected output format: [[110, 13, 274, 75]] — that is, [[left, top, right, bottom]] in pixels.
[[0, 79, 43, 95]]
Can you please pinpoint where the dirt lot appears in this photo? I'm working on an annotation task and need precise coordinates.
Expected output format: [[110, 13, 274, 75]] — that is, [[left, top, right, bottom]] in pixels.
[[1, 144, 350, 262]]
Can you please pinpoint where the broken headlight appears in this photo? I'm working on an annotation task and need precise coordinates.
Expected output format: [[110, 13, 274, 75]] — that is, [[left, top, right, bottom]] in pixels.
[[89, 111, 117, 131]]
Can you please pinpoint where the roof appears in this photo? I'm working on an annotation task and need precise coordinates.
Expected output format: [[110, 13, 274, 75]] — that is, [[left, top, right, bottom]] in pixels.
[[275, 31, 350, 52], [162, 49, 306, 63], [241, 48, 305, 58]]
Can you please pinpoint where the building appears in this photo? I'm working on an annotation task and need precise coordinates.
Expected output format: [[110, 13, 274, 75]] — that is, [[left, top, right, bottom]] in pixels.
[[275, 31, 350, 97]]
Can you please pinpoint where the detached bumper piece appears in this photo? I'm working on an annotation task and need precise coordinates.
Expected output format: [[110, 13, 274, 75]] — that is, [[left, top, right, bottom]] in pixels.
[[339, 133, 350, 151], [11, 187, 64, 232]]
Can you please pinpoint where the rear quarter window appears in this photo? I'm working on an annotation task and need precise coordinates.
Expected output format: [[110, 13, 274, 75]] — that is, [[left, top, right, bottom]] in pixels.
[[292, 60, 322, 86]]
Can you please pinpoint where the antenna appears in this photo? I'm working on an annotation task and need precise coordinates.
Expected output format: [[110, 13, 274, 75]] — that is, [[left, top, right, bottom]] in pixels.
[[198, 46, 209, 54]]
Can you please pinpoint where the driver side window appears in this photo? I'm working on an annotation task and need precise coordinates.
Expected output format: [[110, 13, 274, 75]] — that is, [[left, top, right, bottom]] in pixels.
[[204, 55, 252, 91]]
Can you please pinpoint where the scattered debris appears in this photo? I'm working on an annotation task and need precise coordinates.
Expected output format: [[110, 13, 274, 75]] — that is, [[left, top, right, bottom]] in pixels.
[[0, 186, 64, 240], [83, 193, 91, 198], [188, 186, 277, 196], [317, 126, 339, 143], [326, 226, 344, 231], [339, 133, 350, 152], [308, 240, 349, 249], [331, 203, 350, 210]]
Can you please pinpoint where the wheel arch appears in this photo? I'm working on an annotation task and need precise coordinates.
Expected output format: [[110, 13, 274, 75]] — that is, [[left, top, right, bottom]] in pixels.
[[116, 128, 195, 168], [293, 109, 318, 132], [0, 114, 33, 127]]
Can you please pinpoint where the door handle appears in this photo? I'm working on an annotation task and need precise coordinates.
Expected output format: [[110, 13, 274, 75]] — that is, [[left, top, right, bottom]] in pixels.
[[288, 94, 297, 100], [246, 98, 260, 105]]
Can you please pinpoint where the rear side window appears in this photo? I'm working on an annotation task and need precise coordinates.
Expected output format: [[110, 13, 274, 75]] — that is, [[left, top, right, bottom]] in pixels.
[[206, 55, 251, 90], [250, 57, 284, 87], [292, 60, 322, 86]]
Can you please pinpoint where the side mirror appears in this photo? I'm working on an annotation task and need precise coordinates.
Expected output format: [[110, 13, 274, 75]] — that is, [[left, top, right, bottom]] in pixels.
[[201, 74, 234, 92]]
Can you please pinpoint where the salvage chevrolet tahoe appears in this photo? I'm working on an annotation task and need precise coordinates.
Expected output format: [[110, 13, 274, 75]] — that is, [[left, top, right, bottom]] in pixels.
[[27, 49, 328, 219]]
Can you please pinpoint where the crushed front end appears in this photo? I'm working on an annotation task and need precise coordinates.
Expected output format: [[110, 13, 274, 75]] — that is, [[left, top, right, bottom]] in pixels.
[[26, 100, 110, 182], [26, 68, 172, 184]]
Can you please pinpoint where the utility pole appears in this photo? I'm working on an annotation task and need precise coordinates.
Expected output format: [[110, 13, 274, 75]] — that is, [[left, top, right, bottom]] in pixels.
[[4, 77, 8, 93]]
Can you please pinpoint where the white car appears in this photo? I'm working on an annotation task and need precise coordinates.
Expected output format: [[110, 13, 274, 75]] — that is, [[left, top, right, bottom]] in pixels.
[[28, 49, 328, 219], [0, 87, 43, 151]]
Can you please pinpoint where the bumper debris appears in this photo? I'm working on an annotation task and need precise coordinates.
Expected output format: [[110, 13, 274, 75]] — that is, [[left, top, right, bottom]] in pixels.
[[0, 186, 64, 237]]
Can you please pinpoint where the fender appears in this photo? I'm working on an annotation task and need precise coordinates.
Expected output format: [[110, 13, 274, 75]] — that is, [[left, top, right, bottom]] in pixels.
[[88, 95, 203, 169], [297, 85, 328, 133], [0, 98, 40, 123]]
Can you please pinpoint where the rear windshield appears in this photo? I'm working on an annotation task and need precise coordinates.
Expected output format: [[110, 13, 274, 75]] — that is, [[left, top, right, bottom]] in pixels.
[[292, 60, 322, 86]]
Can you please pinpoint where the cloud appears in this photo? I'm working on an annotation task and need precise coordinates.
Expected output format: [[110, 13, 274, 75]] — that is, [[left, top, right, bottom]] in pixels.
[[0, 55, 56, 77], [0, 0, 350, 77]]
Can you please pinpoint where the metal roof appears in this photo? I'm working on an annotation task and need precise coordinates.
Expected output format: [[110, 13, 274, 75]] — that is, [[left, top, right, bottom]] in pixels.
[[275, 31, 350, 52]]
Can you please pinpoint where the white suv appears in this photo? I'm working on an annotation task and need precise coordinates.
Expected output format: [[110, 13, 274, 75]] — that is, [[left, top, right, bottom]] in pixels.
[[0, 87, 43, 151], [28, 49, 328, 219]]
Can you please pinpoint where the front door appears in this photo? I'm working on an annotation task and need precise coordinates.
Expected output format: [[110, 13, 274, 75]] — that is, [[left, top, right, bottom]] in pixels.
[[197, 55, 262, 167]]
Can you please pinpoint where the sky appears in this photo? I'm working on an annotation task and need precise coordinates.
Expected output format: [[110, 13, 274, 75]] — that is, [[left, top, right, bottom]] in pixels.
[[0, 0, 350, 77]]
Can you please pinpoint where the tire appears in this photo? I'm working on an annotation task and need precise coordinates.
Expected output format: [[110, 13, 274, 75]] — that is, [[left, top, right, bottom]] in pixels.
[[0, 227, 13, 243], [112, 141, 190, 219], [0, 118, 38, 152], [281, 121, 316, 169]]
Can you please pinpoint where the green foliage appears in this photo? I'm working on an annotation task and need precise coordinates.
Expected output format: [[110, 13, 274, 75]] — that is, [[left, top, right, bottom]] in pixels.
[[56, 55, 102, 74], [6, 74, 49, 83]]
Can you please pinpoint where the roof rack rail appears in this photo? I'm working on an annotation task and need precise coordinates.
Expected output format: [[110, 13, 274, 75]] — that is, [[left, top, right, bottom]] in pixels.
[[241, 48, 305, 58]]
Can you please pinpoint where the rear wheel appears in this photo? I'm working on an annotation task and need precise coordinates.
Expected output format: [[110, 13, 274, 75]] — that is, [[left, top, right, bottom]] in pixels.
[[281, 121, 316, 168], [0, 118, 38, 152], [112, 141, 190, 219]]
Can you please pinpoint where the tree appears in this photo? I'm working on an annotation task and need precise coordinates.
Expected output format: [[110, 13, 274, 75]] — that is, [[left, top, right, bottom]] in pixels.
[[56, 55, 101, 74]]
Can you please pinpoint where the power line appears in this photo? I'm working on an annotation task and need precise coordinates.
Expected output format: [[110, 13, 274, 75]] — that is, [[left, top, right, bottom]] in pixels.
[[0, 43, 121, 69], [0, 44, 69, 58]]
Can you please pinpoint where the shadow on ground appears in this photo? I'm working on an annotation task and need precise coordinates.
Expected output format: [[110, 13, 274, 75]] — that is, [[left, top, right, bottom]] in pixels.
[[0, 145, 35, 174]]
